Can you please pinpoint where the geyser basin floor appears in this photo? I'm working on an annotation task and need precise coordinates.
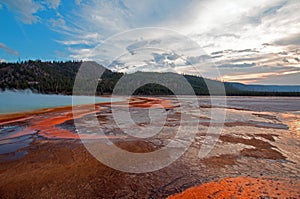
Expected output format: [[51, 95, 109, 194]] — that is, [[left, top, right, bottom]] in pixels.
[[0, 96, 299, 198]]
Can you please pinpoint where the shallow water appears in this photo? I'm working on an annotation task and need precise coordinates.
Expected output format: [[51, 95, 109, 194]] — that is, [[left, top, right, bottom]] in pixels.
[[0, 90, 120, 114], [198, 96, 300, 112]]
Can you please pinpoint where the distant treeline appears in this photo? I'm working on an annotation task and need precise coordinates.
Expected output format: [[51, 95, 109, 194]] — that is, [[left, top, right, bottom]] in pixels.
[[0, 60, 299, 96], [0, 60, 122, 95]]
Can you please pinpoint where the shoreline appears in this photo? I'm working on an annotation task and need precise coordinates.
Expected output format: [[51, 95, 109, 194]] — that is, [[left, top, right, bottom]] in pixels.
[[0, 96, 175, 123], [0, 96, 175, 140]]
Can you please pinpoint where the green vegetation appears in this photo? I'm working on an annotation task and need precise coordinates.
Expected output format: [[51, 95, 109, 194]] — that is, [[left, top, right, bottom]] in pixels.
[[0, 60, 299, 96], [0, 60, 122, 95]]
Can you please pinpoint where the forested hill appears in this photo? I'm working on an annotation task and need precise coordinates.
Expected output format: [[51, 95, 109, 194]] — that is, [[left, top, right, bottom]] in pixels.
[[0, 60, 122, 95], [0, 60, 299, 96]]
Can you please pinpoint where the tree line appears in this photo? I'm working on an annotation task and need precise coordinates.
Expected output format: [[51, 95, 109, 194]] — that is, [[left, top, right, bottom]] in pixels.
[[0, 60, 299, 96]]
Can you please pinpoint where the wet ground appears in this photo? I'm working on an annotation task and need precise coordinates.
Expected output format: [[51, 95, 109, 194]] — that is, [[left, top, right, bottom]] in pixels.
[[0, 96, 299, 198]]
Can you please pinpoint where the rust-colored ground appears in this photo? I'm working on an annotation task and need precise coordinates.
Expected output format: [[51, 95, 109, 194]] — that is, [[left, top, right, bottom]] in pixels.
[[0, 97, 174, 140], [1, 96, 300, 198], [0, 140, 156, 198], [168, 176, 300, 199]]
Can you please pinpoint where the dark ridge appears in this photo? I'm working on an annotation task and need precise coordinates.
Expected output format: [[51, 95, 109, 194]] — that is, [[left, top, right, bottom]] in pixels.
[[1, 60, 299, 96]]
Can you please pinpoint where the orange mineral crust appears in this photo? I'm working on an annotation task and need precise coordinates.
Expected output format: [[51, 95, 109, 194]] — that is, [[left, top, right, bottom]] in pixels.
[[167, 177, 300, 199], [127, 97, 176, 109], [0, 97, 175, 140]]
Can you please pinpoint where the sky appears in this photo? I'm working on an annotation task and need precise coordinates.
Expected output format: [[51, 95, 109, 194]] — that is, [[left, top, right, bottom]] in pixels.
[[0, 0, 299, 85]]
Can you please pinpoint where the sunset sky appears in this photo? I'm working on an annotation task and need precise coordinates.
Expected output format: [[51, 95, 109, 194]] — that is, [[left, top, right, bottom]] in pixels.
[[0, 0, 299, 85]]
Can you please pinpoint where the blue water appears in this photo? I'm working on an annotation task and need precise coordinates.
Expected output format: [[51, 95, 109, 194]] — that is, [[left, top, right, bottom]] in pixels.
[[0, 90, 120, 114]]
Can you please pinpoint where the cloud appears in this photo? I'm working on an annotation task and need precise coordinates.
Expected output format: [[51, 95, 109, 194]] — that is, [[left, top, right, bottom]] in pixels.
[[152, 52, 181, 63], [278, 51, 288, 55], [74, 0, 81, 5], [1, 0, 61, 24], [261, 0, 287, 16], [185, 55, 211, 65], [282, 57, 300, 64], [187, 0, 300, 58], [228, 56, 267, 63], [71, 0, 133, 36], [223, 69, 300, 84], [45, 0, 61, 9], [211, 51, 224, 55], [236, 49, 258, 53], [0, 0, 44, 24], [257, 70, 300, 85], [49, 0, 201, 49], [210, 48, 259, 58], [273, 33, 300, 46], [0, 43, 19, 56], [126, 40, 149, 55], [49, 17, 65, 27], [213, 33, 240, 39], [218, 63, 256, 68], [283, 58, 289, 63]]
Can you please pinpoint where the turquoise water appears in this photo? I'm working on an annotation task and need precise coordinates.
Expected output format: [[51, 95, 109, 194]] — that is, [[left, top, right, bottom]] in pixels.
[[0, 90, 120, 114]]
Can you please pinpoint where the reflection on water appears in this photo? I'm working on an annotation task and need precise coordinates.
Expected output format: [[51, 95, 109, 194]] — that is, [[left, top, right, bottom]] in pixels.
[[0, 90, 119, 114], [0, 126, 33, 161], [194, 96, 300, 112]]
